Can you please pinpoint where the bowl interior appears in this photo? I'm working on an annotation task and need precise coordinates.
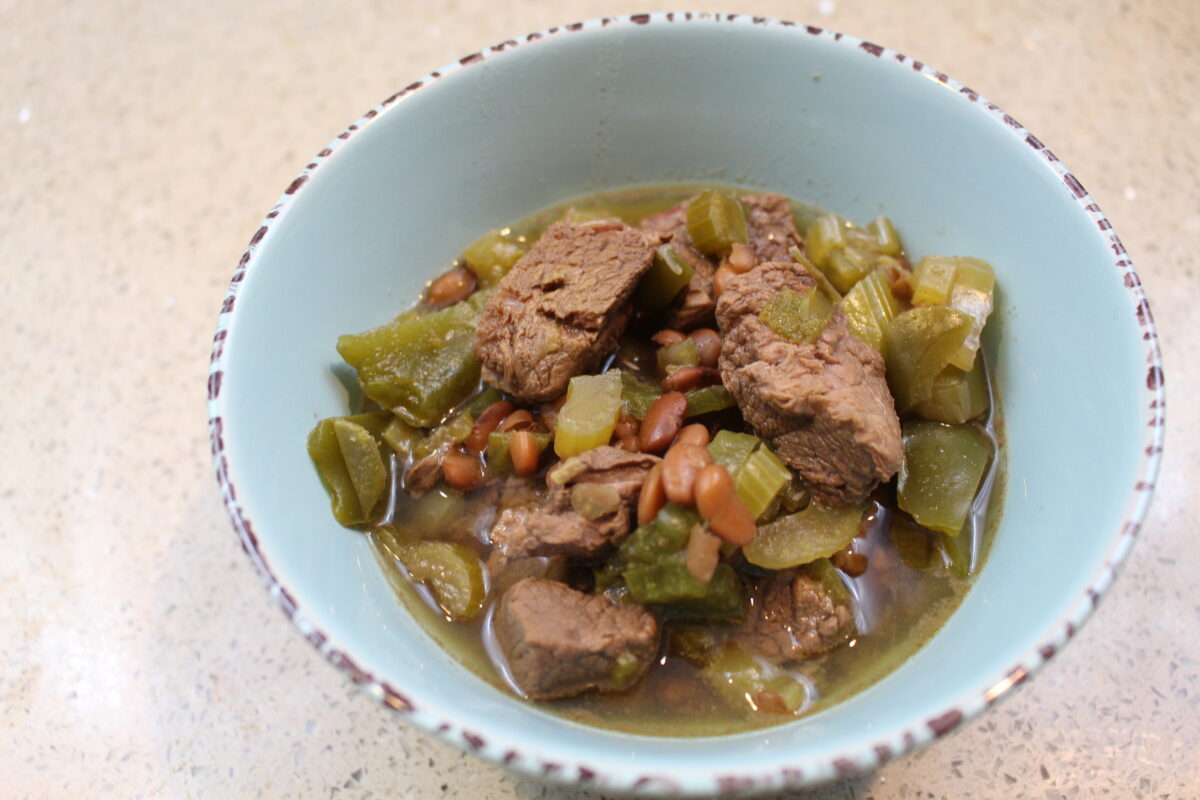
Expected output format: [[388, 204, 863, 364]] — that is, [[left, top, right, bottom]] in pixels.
[[215, 16, 1152, 792]]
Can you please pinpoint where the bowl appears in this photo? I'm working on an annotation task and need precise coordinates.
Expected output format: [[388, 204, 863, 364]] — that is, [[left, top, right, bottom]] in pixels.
[[207, 13, 1163, 795]]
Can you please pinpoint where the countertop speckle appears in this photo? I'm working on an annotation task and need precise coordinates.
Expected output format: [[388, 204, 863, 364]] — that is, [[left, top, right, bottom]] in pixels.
[[3, 0, 1197, 797]]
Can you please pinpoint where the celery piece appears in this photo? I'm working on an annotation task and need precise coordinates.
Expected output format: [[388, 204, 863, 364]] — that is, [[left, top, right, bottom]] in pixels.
[[382, 416, 420, 458], [307, 414, 391, 526], [883, 306, 973, 411], [486, 430, 551, 475], [897, 421, 991, 536], [403, 486, 466, 537], [461, 230, 526, 286], [635, 244, 696, 311], [735, 445, 792, 521], [412, 412, 474, 459], [554, 371, 623, 457], [707, 430, 760, 474], [656, 338, 701, 375], [684, 385, 735, 417], [686, 190, 749, 255], [620, 371, 662, 420], [337, 293, 488, 427], [701, 644, 810, 714], [742, 503, 865, 569], [399, 541, 487, 621], [867, 216, 902, 256], [824, 246, 875, 295], [804, 214, 848, 270], [840, 270, 901, 351], [946, 258, 996, 371], [761, 288, 834, 344], [912, 362, 989, 424], [911, 255, 958, 306], [789, 246, 842, 304]]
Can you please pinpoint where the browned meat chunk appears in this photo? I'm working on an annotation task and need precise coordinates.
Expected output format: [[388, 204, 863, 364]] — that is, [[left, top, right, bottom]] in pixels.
[[734, 571, 854, 664], [742, 193, 803, 264], [473, 221, 658, 402], [717, 261, 902, 506], [639, 194, 803, 330], [494, 578, 659, 700], [485, 550, 568, 598], [488, 446, 660, 559]]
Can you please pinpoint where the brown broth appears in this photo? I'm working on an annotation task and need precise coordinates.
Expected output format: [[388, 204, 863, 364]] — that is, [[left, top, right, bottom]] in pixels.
[[367, 186, 1005, 737]]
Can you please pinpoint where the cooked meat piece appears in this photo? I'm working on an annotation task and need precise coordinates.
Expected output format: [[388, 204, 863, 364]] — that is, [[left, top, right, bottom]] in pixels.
[[734, 571, 854, 664], [474, 221, 659, 402], [488, 446, 660, 559], [485, 550, 569, 598], [717, 262, 903, 506], [494, 578, 659, 700], [640, 202, 717, 330], [742, 194, 803, 264], [403, 447, 446, 496], [639, 194, 803, 330]]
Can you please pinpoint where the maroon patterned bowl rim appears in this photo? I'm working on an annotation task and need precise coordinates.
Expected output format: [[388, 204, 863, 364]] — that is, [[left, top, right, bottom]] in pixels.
[[207, 12, 1165, 795]]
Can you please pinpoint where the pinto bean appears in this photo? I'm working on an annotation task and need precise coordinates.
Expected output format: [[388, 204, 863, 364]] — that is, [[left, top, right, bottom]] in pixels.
[[613, 414, 641, 440], [497, 409, 535, 432], [727, 243, 758, 273], [694, 464, 756, 545], [674, 423, 710, 448], [637, 463, 666, 525], [427, 267, 476, 307], [639, 392, 688, 454], [508, 431, 541, 477], [661, 366, 720, 393], [651, 329, 687, 346], [443, 449, 485, 491], [685, 524, 722, 583], [712, 264, 736, 299], [831, 547, 869, 577], [688, 328, 722, 368], [661, 443, 713, 506], [465, 400, 516, 454]]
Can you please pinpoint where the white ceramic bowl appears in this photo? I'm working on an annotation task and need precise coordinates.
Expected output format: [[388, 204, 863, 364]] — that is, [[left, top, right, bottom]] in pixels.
[[208, 13, 1163, 795]]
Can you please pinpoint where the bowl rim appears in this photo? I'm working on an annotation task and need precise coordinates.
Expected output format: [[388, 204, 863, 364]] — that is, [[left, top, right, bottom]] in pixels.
[[206, 11, 1165, 795]]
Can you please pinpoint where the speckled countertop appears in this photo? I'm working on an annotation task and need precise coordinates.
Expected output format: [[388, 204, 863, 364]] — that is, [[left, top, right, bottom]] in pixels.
[[3, 0, 1197, 797]]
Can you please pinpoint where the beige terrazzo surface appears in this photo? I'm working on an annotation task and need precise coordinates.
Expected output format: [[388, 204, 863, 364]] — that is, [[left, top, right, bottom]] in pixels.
[[2, 0, 1197, 797]]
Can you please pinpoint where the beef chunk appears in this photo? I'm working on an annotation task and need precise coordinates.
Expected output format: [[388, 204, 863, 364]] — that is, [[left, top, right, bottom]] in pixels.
[[734, 571, 854, 664], [488, 446, 660, 559], [639, 194, 803, 330], [717, 262, 903, 506], [742, 194, 803, 264], [473, 221, 658, 402], [485, 550, 569, 598], [494, 578, 659, 700]]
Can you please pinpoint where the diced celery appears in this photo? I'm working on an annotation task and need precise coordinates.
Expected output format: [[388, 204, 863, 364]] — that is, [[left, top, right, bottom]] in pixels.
[[399, 541, 487, 621], [911, 255, 958, 306], [412, 412, 474, 459], [824, 246, 875, 295], [742, 503, 865, 569], [620, 371, 662, 420], [789, 246, 842, 302], [867, 216, 902, 256], [883, 306, 973, 411], [897, 421, 992, 536], [656, 338, 700, 375], [486, 429, 551, 475], [307, 413, 391, 526], [684, 385, 736, 417], [635, 244, 695, 311], [760, 288, 834, 344], [707, 430, 760, 474], [554, 371, 623, 457], [461, 230, 526, 286], [840, 270, 900, 350], [404, 486, 466, 537], [337, 293, 488, 427], [946, 258, 995, 371], [912, 362, 989, 424], [382, 416, 420, 458], [686, 190, 749, 255], [804, 214, 848, 269], [734, 445, 791, 521]]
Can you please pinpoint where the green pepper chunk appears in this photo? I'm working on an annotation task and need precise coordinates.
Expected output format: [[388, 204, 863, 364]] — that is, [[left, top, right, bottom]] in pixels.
[[897, 421, 992, 536], [742, 503, 865, 569], [461, 230, 526, 286], [686, 190, 749, 255], [883, 306, 973, 411], [683, 385, 736, 417], [635, 244, 696, 311], [307, 412, 392, 526], [620, 371, 662, 420], [760, 288, 834, 344], [398, 541, 487, 621], [912, 362, 989, 424], [337, 292, 489, 427]]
